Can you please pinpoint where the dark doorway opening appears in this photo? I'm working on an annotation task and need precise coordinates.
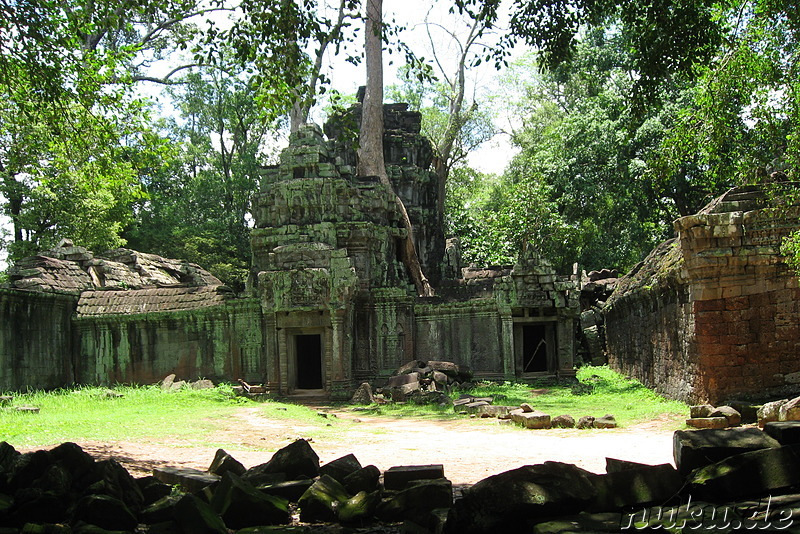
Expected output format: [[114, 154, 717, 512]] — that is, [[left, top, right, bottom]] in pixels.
[[522, 324, 548, 373], [295, 334, 323, 389]]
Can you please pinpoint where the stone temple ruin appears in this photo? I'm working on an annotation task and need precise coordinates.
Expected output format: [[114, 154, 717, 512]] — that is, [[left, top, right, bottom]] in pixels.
[[0, 104, 581, 399], [1, 103, 799, 404]]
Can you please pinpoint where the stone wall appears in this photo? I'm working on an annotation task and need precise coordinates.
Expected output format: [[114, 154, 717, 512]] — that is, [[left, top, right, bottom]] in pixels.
[[606, 187, 800, 404], [604, 241, 699, 401], [0, 289, 77, 391], [73, 299, 266, 386]]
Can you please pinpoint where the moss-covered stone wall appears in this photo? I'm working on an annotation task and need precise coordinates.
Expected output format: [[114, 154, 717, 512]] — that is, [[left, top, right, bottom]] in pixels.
[[73, 299, 266, 386], [605, 188, 800, 404], [0, 289, 77, 390]]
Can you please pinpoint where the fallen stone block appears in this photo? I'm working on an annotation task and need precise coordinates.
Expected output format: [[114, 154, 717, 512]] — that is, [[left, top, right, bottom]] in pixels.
[[687, 445, 800, 501], [72, 494, 138, 532], [443, 462, 597, 534], [376, 478, 453, 522], [350, 382, 374, 405], [257, 479, 315, 502], [764, 421, 800, 445], [520, 403, 534, 413], [337, 490, 381, 523], [244, 439, 319, 482], [154, 466, 221, 494], [758, 399, 788, 427], [387, 372, 420, 388], [343, 464, 381, 495], [319, 453, 362, 484], [727, 400, 759, 424], [576, 416, 595, 429], [709, 406, 741, 426], [207, 448, 246, 477], [593, 414, 617, 429], [475, 405, 513, 418], [588, 463, 683, 511], [174, 493, 227, 534], [210, 472, 290, 528], [140, 495, 180, 524], [780, 396, 800, 421], [689, 404, 715, 418], [531, 512, 624, 533], [551, 415, 575, 428], [673, 428, 780, 475], [137, 475, 172, 505], [384, 464, 445, 491], [605, 458, 665, 473], [686, 417, 728, 429], [297, 474, 350, 523], [511, 410, 551, 429]]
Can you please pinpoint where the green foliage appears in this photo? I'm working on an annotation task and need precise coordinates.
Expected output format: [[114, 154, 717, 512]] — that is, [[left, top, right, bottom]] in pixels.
[[124, 70, 276, 291]]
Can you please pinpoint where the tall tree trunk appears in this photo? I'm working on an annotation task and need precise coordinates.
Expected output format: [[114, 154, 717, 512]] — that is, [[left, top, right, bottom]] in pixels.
[[357, 0, 433, 297]]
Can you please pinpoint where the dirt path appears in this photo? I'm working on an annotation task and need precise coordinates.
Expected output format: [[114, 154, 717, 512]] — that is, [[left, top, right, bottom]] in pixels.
[[68, 407, 678, 485]]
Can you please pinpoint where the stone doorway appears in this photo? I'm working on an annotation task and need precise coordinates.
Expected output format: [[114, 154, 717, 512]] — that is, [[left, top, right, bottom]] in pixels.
[[522, 324, 549, 373], [294, 334, 323, 390], [513, 316, 558, 376]]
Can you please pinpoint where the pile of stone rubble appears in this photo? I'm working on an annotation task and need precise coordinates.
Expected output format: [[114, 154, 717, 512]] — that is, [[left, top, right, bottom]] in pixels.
[[686, 394, 800, 429], [6, 422, 800, 533], [370, 359, 474, 405], [453, 396, 618, 429]]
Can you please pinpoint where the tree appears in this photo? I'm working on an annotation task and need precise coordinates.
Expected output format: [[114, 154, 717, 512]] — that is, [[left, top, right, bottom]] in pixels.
[[125, 69, 277, 290], [358, 0, 433, 296]]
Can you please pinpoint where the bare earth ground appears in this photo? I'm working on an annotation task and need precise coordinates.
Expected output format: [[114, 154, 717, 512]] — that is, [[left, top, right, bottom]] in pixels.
[[47, 407, 679, 485]]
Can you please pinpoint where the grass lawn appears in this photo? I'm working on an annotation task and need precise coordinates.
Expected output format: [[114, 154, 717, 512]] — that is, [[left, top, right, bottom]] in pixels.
[[1, 366, 687, 449]]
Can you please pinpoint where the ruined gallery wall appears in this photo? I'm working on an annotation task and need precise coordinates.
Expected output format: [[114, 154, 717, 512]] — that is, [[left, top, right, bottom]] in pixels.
[[0, 289, 78, 391], [413, 299, 508, 379], [604, 241, 699, 402], [677, 204, 800, 403], [606, 189, 800, 404], [72, 299, 266, 386]]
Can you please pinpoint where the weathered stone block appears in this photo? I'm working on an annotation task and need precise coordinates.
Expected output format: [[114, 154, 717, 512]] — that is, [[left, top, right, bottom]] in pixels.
[[588, 463, 683, 511], [319, 453, 362, 484], [257, 479, 315, 502], [444, 463, 597, 534], [689, 404, 716, 418], [594, 414, 617, 429], [764, 421, 800, 445], [338, 490, 381, 523], [551, 415, 576, 428], [758, 399, 789, 427], [511, 410, 552, 429], [708, 405, 741, 426], [688, 445, 800, 501], [244, 439, 319, 482], [343, 464, 381, 495], [73, 494, 138, 532], [673, 428, 780, 475], [297, 474, 350, 523], [210, 472, 290, 528], [780, 396, 800, 421], [207, 449, 246, 478], [154, 466, 220, 494], [384, 464, 445, 491], [686, 417, 729, 429], [174, 493, 227, 534], [376, 478, 452, 522]]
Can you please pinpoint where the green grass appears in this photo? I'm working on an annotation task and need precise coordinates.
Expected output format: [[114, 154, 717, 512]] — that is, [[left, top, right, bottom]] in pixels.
[[354, 365, 687, 428], [0, 384, 247, 448], [0, 366, 688, 450]]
